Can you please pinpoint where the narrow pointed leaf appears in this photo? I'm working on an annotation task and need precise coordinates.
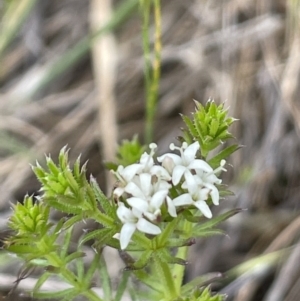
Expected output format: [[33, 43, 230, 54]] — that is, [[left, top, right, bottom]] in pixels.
[[90, 176, 115, 217], [33, 272, 51, 293], [195, 208, 243, 231], [125, 250, 152, 270], [62, 215, 84, 230], [181, 115, 198, 137], [192, 228, 225, 237], [114, 270, 130, 301], [157, 216, 180, 246], [181, 273, 223, 295], [80, 228, 114, 246], [99, 255, 112, 300], [64, 251, 86, 265], [83, 252, 100, 287], [33, 288, 75, 299], [208, 144, 242, 168], [60, 227, 73, 259]]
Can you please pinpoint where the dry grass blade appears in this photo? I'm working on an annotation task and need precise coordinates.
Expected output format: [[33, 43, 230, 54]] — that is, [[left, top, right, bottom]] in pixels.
[[90, 0, 118, 191], [0, 0, 300, 300]]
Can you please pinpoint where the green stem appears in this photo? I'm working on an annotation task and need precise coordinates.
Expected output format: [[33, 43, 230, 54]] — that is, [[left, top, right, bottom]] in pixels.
[[46, 253, 104, 301], [142, 0, 151, 96], [173, 220, 193, 292], [45, 253, 78, 286], [154, 255, 178, 300], [83, 289, 104, 301], [144, 0, 162, 144]]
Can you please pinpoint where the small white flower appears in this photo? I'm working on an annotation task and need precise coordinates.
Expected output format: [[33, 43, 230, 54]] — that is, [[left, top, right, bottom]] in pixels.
[[187, 159, 226, 205], [125, 172, 171, 220], [139, 143, 157, 171], [157, 141, 212, 186], [112, 164, 143, 198], [116, 203, 161, 249], [139, 143, 171, 181], [175, 158, 226, 218], [173, 191, 212, 218]]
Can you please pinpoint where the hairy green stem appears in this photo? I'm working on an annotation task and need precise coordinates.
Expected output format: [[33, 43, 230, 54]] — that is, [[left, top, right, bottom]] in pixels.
[[154, 256, 178, 300], [173, 220, 193, 292]]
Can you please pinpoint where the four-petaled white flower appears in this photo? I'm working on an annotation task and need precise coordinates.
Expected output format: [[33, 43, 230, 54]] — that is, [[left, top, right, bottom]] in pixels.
[[112, 164, 143, 198], [116, 203, 161, 250], [173, 172, 213, 218], [157, 141, 212, 186]]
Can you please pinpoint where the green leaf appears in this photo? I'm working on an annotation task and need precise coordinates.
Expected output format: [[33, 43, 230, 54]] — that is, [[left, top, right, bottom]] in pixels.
[[209, 119, 219, 137], [158, 249, 188, 265], [125, 250, 152, 270], [44, 197, 82, 215], [194, 209, 243, 232], [181, 114, 198, 138], [99, 255, 112, 300], [83, 252, 100, 288], [75, 257, 85, 282], [79, 228, 115, 246], [6, 244, 36, 254], [90, 176, 115, 217], [116, 135, 146, 166], [62, 215, 84, 230], [208, 144, 242, 168], [191, 228, 225, 238], [104, 161, 118, 171], [60, 226, 73, 259], [181, 273, 223, 295], [33, 272, 51, 293], [114, 270, 130, 301], [33, 288, 75, 299], [64, 251, 86, 265], [157, 216, 180, 247]]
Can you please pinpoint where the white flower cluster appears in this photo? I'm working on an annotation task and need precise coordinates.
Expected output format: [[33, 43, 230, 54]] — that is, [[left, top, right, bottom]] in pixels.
[[112, 141, 226, 249]]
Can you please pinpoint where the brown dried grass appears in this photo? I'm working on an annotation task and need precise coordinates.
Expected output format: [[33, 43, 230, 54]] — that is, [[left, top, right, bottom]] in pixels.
[[0, 0, 300, 300]]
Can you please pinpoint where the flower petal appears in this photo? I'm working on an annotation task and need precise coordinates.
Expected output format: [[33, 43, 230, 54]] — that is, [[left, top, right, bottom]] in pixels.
[[166, 196, 177, 217], [144, 211, 159, 221], [150, 190, 168, 209], [117, 204, 135, 223], [136, 218, 161, 235], [188, 159, 213, 172], [172, 165, 186, 185], [183, 141, 199, 163], [157, 153, 182, 166], [205, 183, 220, 205], [120, 164, 142, 182], [173, 194, 193, 207], [150, 165, 171, 181], [184, 171, 198, 194], [125, 182, 145, 198], [113, 187, 125, 198], [194, 200, 212, 218], [139, 173, 152, 196], [127, 197, 149, 212], [120, 223, 136, 249]]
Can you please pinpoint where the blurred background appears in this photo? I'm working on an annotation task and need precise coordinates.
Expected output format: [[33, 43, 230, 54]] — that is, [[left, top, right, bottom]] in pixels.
[[0, 0, 300, 300]]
